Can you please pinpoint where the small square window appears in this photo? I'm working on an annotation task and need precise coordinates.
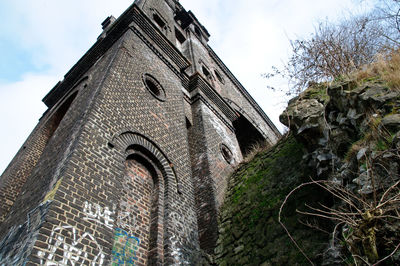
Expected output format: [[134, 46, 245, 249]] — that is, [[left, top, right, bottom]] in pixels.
[[153, 13, 166, 29], [175, 27, 186, 44]]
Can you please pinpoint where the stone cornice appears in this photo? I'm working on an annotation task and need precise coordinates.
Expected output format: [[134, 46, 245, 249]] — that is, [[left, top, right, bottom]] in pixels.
[[188, 73, 238, 122]]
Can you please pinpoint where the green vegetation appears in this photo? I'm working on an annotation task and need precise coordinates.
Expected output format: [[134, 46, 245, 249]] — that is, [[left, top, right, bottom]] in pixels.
[[215, 135, 330, 265], [300, 83, 330, 104]]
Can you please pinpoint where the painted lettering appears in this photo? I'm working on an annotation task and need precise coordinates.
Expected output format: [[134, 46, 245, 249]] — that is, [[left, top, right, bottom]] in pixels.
[[83, 201, 114, 229], [37, 225, 105, 266]]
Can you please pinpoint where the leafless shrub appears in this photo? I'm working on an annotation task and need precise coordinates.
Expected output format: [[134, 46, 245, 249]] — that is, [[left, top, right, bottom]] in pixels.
[[279, 145, 400, 265], [362, 0, 400, 38], [264, 4, 399, 97]]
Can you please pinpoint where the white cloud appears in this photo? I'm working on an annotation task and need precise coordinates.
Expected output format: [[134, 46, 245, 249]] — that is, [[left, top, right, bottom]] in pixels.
[[0, 0, 133, 173], [0, 74, 57, 172]]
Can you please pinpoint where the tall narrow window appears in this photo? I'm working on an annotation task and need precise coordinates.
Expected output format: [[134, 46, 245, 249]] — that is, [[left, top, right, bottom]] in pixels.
[[115, 146, 163, 265], [194, 25, 202, 39], [185, 117, 192, 129], [176, 27, 186, 43], [175, 27, 186, 51], [46, 91, 78, 137], [214, 69, 225, 84]]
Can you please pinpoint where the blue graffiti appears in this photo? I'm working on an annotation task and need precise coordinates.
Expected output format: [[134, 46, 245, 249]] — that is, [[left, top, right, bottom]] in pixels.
[[112, 228, 140, 265]]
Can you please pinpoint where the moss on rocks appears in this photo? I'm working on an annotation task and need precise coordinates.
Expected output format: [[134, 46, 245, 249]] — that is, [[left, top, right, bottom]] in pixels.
[[215, 135, 330, 265]]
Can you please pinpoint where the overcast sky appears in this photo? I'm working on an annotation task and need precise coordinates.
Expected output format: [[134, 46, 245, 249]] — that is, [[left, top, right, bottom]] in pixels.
[[0, 0, 373, 173]]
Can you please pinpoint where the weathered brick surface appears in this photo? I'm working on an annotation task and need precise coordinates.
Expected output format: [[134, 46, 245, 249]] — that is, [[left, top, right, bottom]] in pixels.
[[0, 43, 117, 264], [0, 0, 280, 264]]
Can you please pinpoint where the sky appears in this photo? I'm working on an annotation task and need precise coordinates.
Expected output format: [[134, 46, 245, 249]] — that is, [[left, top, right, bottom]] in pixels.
[[0, 0, 374, 174]]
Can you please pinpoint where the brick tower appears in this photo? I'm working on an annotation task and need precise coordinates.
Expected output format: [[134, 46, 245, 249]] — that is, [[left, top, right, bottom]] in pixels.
[[0, 0, 280, 265]]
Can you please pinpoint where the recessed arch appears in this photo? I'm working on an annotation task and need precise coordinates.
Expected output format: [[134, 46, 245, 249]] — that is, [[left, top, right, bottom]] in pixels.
[[223, 98, 267, 157], [110, 131, 178, 191], [110, 131, 180, 264]]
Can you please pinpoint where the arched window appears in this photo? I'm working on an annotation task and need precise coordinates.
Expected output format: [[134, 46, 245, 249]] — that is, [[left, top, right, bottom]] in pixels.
[[223, 98, 267, 158]]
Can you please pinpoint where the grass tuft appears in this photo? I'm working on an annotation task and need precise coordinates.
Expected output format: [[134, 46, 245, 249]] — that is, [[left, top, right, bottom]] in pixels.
[[353, 49, 400, 89]]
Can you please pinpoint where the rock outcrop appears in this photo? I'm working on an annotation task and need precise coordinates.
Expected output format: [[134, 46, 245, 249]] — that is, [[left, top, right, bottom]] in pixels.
[[216, 78, 400, 265]]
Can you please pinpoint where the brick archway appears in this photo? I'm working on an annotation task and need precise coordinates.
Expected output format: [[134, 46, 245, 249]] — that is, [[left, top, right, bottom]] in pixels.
[[110, 131, 180, 264], [111, 131, 179, 193]]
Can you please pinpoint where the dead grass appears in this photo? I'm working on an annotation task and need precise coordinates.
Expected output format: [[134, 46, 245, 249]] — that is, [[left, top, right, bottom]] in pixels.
[[353, 49, 400, 89], [241, 141, 270, 164]]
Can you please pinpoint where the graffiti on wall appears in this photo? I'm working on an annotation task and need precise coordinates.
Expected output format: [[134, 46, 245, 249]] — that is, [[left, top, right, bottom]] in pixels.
[[168, 210, 198, 265], [116, 200, 137, 235], [111, 228, 140, 265], [117, 211, 136, 233], [0, 201, 51, 265], [37, 225, 105, 266], [83, 201, 114, 229]]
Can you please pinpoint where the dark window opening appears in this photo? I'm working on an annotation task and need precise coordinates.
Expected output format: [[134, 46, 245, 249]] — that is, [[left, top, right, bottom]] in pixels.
[[146, 79, 160, 96], [175, 18, 182, 27], [49, 91, 78, 134], [153, 13, 166, 29], [194, 25, 201, 38], [214, 70, 224, 84], [221, 144, 233, 164], [233, 113, 265, 157], [175, 27, 186, 44], [185, 117, 192, 129], [174, 9, 192, 29], [202, 66, 212, 80]]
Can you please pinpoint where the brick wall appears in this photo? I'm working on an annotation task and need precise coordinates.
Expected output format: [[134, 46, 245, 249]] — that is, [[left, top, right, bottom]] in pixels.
[[0, 42, 117, 264], [27, 29, 200, 264], [188, 98, 242, 252], [0, 90, 77, 223], [119, 157, 155, 265]]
